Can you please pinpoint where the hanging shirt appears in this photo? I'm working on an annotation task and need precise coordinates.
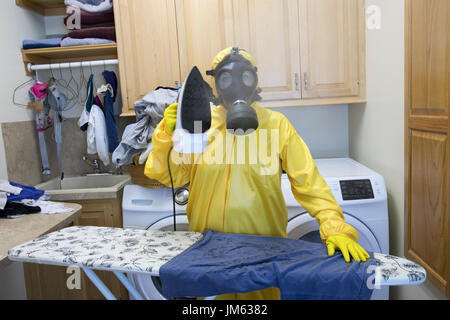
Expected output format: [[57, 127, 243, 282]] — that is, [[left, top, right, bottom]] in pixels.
[[87, 104, 110, 166]]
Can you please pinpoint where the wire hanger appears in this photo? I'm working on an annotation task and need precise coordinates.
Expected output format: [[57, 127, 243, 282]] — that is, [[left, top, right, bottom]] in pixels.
[[12, 78, 35, 108]]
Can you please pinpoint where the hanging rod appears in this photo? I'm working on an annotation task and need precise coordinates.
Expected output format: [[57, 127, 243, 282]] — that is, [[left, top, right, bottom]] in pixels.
[[27, 59, 119, 73]]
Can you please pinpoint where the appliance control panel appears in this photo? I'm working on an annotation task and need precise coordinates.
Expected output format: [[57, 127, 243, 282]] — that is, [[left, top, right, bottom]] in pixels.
[[339, 179, 374, 200], [324, 176, 386, 204]]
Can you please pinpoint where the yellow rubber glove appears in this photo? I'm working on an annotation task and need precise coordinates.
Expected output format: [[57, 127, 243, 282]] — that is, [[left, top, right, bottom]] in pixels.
[[326, 234, 370, 263], [164, 102, 178, 135]]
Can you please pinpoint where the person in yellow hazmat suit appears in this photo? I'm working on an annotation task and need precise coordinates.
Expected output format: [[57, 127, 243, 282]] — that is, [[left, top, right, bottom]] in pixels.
[[145, 47, 370, 300]]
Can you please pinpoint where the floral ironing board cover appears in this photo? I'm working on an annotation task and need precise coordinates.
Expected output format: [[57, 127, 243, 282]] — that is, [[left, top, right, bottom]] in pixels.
[[8, 226, 426, 286], [8, 226, 203, 276]]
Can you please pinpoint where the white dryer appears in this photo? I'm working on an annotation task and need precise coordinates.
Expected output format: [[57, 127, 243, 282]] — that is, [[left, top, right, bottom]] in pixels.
[[284, 158, 389, 300], [122, 158, 390, 300]]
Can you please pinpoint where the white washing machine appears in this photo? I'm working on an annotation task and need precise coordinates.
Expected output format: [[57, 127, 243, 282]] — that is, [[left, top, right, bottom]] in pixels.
[[285, 158, 389, 300], [122, 185, 190, 300], [122, 158, 389, 300]]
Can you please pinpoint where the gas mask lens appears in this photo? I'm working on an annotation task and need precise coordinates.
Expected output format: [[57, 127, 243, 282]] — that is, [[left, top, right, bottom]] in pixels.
[[218, 69, 256, 90], [242, 70, 256, 87], [217, 71, 232, 90]]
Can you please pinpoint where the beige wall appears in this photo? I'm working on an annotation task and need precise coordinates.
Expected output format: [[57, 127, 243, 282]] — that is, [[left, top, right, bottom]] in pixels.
[[0, 2, 46, 180], [349, 0, 447, 300], [0, 1, 47, 300]]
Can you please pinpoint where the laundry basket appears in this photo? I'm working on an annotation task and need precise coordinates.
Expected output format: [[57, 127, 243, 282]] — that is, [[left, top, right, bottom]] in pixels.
[[127, 156, 166, 189]]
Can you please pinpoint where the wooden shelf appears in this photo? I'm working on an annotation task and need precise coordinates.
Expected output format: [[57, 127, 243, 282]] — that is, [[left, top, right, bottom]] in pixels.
[[16, 0, 66, 16], [22, 43, 118, 75]]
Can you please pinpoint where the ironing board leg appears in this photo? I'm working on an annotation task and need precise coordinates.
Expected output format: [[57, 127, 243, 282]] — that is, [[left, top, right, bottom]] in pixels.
[[113, 271, 144, 300], [82, 267, 117, 300]]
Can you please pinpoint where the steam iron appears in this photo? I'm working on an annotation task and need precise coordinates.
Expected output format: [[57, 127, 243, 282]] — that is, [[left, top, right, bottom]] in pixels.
[[173, 66, 212, 154]]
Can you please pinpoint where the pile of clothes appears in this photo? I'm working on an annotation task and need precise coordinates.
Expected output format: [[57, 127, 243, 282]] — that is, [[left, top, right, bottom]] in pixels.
[[112, 87, 179, 167], [22, 0, 115, 50], [78, 70, 119, 167], [0, 180, 72, 219]]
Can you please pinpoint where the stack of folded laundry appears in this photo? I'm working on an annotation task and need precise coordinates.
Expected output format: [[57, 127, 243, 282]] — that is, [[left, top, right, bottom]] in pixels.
[[0, 180, 72, 219], [21, 0, 115, 50], [22, 38, 62, 50], [62, 0, 115, 47]]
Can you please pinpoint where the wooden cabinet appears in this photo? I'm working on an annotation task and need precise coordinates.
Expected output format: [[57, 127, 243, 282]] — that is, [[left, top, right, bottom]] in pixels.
[[23, 193, 129, 300], [115, 0, 366, 114], [114, 0, 180, 115], [231, 0, 302, 101], [298, 0, 364, 99], [74, 200, 121, 228], [404, 0, 449, 298], [175, 0, 235, 87]]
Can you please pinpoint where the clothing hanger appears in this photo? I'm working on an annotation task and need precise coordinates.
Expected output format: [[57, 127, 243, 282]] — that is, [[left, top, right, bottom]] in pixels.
[[79, 59, 89, 106], [67, 62, 80, 101], [12, 78, 35, 108], [57, 63, 77, 111], [64, 62, 80, 111], [89, 61, 99, 94]]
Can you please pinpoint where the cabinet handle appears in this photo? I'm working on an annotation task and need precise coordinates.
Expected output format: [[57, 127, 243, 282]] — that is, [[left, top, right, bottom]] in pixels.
[[294, 73, 300, 92], [175, 81, 179, 87], [304, 73, 308, 90]]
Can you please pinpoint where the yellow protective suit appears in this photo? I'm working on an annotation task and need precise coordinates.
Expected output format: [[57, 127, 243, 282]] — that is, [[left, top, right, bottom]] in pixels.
[[145, 101, 359, 300]]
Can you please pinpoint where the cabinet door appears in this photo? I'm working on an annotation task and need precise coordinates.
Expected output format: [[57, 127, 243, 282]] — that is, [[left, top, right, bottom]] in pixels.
[[175, 0, 235, 87], [74, 202, 114, 227], [405, 0, 449, 297], [299, 0, 364, 99], [114, 0, 180, 114], [231, 0, 302, 101]]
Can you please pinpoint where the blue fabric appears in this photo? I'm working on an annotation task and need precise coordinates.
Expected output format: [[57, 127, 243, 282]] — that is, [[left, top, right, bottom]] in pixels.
[[23, 38, 61, 50], [159, 230, 375, 300], [7, 182, 45, 202], [102, 71, 119, 153]]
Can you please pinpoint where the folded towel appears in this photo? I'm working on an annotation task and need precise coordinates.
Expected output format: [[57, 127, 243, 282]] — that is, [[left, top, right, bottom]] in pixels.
[[22, 38, 61, 50], [65, 0, 112, 13], [64, 8, 114, 28], [62, 26, 116, 41], [61, 37, 114, 47]]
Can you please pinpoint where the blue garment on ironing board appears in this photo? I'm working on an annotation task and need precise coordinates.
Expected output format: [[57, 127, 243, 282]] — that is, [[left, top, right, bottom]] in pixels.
[[159, 230, 375, 300], [7, 182, 45, 202], [102, 70, 119, 153]]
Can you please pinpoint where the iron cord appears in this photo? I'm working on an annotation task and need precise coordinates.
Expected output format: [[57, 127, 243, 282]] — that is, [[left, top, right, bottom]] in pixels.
[[167, 147, 177, 231]]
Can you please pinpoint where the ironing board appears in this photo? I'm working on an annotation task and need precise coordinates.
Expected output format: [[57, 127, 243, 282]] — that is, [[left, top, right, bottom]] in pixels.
[[8, 226, 426, 300]]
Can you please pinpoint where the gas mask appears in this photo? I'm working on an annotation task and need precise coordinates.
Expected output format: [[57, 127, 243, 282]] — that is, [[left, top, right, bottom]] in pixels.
[[207, 47, 260, 135]]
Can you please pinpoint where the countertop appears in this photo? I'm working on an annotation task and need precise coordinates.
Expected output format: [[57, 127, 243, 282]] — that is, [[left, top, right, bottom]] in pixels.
[[0, 202, 82, 265]]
